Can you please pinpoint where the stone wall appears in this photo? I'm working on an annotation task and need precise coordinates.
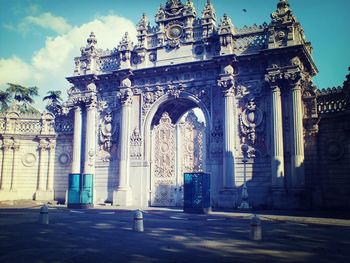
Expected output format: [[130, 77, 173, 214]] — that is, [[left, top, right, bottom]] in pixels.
[[0, 108, 56, 200], [311, 70, 350, 209], [0, 107, 73, 202]]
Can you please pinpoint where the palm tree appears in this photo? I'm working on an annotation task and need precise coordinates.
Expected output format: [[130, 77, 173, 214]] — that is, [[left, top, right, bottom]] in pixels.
[[43, 90, 63, 115], [0, 90, 11, 112], [5, 83, 39, 113]]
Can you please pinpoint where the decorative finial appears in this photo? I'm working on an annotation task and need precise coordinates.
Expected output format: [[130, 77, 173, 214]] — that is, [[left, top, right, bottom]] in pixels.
[[87, 32, 97, 46], [271, 0, 294, 24]]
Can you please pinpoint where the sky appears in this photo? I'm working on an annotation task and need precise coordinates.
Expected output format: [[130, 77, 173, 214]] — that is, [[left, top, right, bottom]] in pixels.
[[0, 0, 349, 109]]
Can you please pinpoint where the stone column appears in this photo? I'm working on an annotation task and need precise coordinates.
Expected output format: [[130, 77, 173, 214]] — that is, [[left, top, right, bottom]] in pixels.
[[10, 141, 20, 191], [72, 106, 82, 174], [83, 101, 96, 174], [218, 66, 236, 189], [290, 81, 305, 186], [37, 139, 48, 191], [270, 85, 285, 186], [0, 139, 13, 190], [47, 140, 56, 191], [222, 89, 236, 188], [113, 78, 133, 206]]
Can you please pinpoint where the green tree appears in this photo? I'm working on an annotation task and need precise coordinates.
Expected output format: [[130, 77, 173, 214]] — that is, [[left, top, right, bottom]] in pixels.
[[5, 83, 39, 113], [43, 90, 63, 115], [0, 90, 11, 112]]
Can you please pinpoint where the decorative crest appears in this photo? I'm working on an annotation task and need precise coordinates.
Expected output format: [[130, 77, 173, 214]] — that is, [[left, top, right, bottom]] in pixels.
[[81, 32, 98, 56], [87, 32, 97, 46], [218, 13, 234, 34], [118, 32, 133, 51], [201, 0, 216, 21], [184, 0, 196, 16], [137, 13, 149, 31]]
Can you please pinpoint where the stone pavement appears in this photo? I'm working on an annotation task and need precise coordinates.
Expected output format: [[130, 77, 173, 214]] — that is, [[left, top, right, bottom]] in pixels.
[[0, 200, 349, 263]]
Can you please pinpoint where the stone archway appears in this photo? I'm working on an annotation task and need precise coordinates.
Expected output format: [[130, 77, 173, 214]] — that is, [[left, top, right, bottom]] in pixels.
[[149, 103, 207, 207]]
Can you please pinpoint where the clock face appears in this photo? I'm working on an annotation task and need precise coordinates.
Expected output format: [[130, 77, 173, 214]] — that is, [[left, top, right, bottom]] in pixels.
[[167, 24, 183, 39]]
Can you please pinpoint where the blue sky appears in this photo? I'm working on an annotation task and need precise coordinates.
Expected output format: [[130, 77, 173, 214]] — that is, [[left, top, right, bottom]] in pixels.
[[0, 0, 349, 108]]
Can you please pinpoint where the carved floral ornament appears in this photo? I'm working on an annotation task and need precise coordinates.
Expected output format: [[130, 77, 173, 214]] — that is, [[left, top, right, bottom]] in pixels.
[[99, 111, 118, 162], [239, 96, 263, 145], [99, 111, 114, 151], [130, 128, 142, 160]]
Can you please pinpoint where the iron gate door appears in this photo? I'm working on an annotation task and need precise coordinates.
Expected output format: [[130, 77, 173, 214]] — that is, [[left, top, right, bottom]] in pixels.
[[151, 111, 205, 207]]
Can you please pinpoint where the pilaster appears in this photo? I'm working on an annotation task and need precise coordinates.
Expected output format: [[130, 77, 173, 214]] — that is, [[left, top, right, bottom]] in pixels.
[[289, 78, 305, 187], [72, 106, 82, 174], [0, 139, 14, 190], [113, 77, 133, 206], [10, 141, 20, 191], [83, 101, 97, 174], [217, 65, 236, 193], [265, 72, 285, 187], [47, 139, 56, 191]]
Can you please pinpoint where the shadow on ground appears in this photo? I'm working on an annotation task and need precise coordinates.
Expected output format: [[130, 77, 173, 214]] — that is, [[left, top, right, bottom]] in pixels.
[[0, 207, 349, 263]]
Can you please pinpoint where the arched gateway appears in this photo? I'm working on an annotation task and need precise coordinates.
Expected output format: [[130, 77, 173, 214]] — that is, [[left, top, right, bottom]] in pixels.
[[145, 95, 209, 207], [61, 0, 319, 208]]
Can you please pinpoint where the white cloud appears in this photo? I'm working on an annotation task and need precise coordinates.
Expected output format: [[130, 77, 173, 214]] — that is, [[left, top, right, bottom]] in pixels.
[[8, 12, 73, 35], [25, 12, 73, 34], [0, 14, 137, 109], [0, 56, 32, 85]]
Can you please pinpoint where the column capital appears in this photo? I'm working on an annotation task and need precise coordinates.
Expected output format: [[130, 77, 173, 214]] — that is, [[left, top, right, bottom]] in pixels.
[[48, 139, 56, 150], [284, 70, 303, 86], [38, 139, 49, 150], [118, 87, 134, 106], [13, 142, 20, 151], [218, 74, 235, 96], [3, 139, 14, 151], [270, 85, 281, 93], [86, 100, 97, 110], [73, 105, 82, 112], [265, 71, 283, 87]]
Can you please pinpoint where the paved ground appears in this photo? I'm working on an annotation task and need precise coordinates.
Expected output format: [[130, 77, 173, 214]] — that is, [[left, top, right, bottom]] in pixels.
[[0, 200, 350, 263]]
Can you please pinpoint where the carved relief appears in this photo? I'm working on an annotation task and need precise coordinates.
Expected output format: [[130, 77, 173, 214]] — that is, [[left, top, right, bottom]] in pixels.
[[58, 153, 71, 166], [210, 119, 223, 158], [99, 111, 118, 162], [151, 112, 176, 206], [21, 153, 37, 167], [130, 128, 142, 160], [179, 111, 205, 173], [239, 96, 263, 148]]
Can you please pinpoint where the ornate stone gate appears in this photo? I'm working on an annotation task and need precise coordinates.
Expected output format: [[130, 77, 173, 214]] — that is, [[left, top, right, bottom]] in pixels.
[[62, 0, 320, 209]]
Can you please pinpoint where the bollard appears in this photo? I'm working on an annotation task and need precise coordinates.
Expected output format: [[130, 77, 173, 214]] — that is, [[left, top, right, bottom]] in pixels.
[[39, 204, 49, 225], [133, 209, 144, 232], [250, 214, 262, 241]]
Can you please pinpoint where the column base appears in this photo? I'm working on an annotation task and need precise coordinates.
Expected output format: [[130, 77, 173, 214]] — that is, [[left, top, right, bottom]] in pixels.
[[217, 188, 238, 208], [35, 190, 54, 201], [113, 187, 132, 206]]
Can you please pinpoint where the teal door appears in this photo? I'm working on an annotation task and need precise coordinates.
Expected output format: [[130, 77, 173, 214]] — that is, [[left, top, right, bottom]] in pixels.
[[68, 173, 80, 204], [67, 173, 94, 208], [81, 174, 93, 204]]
